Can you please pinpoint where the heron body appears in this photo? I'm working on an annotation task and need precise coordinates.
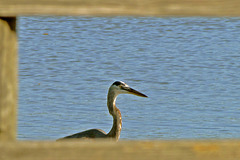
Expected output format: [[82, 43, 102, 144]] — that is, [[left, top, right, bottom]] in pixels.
[[57, 81, 147, 141]]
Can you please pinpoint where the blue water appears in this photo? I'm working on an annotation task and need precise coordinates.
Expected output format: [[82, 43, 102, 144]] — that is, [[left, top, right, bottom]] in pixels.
[[18, 17, 240, 140]]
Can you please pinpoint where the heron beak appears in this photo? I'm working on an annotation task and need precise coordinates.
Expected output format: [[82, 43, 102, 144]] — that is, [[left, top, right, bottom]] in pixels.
[[123, 87, 148, 97]]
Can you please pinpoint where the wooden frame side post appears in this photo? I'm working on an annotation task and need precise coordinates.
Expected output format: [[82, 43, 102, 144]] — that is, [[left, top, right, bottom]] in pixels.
[[0, 17, 18, 141]]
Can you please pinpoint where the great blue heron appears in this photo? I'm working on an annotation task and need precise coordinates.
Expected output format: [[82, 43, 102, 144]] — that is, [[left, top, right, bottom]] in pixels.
[[57, 81, 147, 141]]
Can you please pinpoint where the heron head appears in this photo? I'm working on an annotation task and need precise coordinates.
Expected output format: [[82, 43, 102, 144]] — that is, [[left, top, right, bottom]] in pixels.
[[111, 81, 148, 97]]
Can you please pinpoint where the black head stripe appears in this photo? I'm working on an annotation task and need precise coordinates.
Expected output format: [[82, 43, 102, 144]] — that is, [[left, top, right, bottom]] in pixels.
[[112, 81, 123, 86]]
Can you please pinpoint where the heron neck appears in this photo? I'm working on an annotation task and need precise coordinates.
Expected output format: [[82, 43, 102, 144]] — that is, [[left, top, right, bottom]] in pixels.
[[107, 90, 122, 141]]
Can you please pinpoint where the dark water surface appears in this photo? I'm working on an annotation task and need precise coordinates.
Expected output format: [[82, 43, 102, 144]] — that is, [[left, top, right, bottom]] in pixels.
[[18, 17, 240, 140]]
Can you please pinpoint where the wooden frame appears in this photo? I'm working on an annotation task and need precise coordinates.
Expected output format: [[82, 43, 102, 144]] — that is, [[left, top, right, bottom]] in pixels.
[[0, 0, 240, 159], [0, 17, 17, 141], [1, 140, 240, 160], [1, 0, 240, 17]]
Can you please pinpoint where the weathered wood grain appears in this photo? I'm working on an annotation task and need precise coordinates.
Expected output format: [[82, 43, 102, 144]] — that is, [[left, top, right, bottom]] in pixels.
[[0, 0, 240, 16], [0, 17, 18, 141], [1, 2, 240, 160], [0, 140, 240, 160]]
